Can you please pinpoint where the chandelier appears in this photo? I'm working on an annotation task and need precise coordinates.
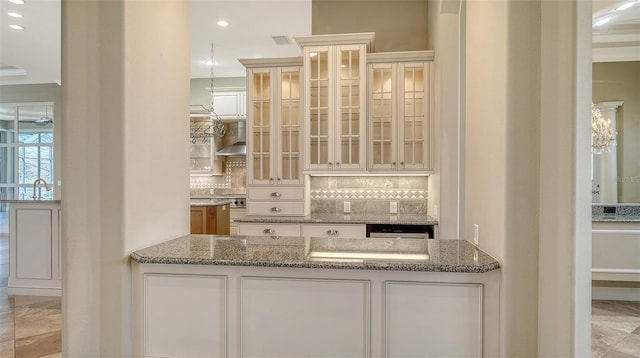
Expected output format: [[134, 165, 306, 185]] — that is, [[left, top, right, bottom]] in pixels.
[[591, 103, 617, 155], [190, 43, 226, 144]]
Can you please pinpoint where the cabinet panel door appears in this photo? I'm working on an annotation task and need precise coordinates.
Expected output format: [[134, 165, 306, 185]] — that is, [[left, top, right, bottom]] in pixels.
[[190, 207, 207, 234], [398, 62, 432, 171], [368, 63, 397, 170], [145, 274, 226, 358], [301, 223, 366, 238], [241, 277, 370, 357], [15, 208, 52, 280], [212, 92, 242, 117], [335, 44, 366, 170], [278, 67, 304, 185], [385, 282, 482, 357], [248, 69, 274, 185], [305, 46, 333, 170]]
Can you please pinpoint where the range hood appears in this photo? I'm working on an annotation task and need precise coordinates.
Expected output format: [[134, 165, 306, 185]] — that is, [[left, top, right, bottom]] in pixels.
[[216, 121, 246, 156]]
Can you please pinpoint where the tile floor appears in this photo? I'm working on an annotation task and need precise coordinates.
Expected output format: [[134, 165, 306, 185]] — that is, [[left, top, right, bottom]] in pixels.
[[0, 212, 638, 357]]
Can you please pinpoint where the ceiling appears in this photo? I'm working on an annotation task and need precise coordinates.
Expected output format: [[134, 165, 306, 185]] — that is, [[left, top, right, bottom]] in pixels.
[[0, 0, 637, 86]]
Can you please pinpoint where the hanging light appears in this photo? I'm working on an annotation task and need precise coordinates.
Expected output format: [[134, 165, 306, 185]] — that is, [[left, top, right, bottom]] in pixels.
[[592, 103, 617, 154], [190, 43, 226, 144]]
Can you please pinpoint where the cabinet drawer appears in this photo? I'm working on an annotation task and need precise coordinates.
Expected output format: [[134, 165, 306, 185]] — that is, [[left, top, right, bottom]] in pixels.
[[247, 187, 305, 201], [247, 202, 306, 216], [302, 224, 366, 238], [237, 223, 301, 237]]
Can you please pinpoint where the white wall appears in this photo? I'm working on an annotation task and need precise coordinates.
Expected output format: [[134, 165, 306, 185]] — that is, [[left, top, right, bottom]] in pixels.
[[61, 0, 190, 356]]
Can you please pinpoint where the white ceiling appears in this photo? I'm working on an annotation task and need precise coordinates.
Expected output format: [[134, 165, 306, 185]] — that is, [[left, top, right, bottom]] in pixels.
[[0, 0, 637, 86]]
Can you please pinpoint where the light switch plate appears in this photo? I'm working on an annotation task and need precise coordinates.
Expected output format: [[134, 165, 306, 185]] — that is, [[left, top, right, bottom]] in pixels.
[[343, 201, 351, 213]]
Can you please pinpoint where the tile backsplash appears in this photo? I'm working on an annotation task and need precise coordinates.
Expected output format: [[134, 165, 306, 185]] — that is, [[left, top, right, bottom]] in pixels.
[[190, 159, 246, 197], [310, 176, 428, 215]]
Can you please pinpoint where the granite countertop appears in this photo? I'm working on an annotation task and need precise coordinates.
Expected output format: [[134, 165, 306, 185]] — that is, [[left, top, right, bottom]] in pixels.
[[235, 213, 438, 226], [592, 204, 640, 222], [190, 199, 232, 207], [131, 235, 499, 273], [0, 199, 61, 204]]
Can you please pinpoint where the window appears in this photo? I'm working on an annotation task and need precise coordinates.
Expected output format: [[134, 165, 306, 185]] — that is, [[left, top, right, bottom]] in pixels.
[[0, 103, 54, 209]]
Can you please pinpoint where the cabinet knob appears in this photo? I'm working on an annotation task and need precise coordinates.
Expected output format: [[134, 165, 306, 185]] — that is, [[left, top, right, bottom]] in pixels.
[[263, 228, 275, 235], [328, 162, 333, 167], [277, 177, 281, 182], [269, 178, 274, 183], [392, 161, 396, 166], [326, 229, 339, 236], [400, 161, 405, 167], [271, 192, 282, 198], [270, 207, 282, 213], [336, 162, 340, 167]]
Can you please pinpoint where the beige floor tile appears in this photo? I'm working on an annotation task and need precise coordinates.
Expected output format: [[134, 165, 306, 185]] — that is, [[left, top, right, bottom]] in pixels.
[[0, 310, 14, 343], [39, 353, 61, 358], [14, 301, 61, 340], [593, 340, 612, 358], [0, 340, 15, 358], [612, 334, 640, 357], [593, 323, 631, 350], [14, 331, 60, 358], [594, 320, 640, 334], [602, 349, 639, 358], [12, 297, 59, 309]]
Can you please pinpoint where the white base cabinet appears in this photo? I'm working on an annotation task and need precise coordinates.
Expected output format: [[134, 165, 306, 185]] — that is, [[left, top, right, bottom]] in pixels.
[[132, 263, 500, 358], [592, 221, 640, 282], [8, 201, 62, 296]]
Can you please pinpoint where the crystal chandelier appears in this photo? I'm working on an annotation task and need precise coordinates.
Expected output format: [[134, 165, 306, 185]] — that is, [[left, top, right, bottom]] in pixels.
[[190, 43, 226, 144], [592, 103, 617, 155]]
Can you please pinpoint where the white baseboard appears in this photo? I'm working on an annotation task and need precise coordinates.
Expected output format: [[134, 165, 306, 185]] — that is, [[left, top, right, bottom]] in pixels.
[[8, 287, 62, 297], [592, 286, 640, 301]]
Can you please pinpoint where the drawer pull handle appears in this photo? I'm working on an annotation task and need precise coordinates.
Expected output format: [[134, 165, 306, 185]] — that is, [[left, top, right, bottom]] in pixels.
[[270, 207, 282, 213], [263, 228, 275, 235], [327, 229, 339, 236], [271, 192, 282, 198]]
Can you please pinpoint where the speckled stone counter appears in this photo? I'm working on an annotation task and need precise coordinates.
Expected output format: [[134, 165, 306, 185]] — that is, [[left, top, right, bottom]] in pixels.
[[190, 198, 232, 207], [592, 204, 640, 222], [234, 213, 438, 226], [0, 199, 61, 204], [131, 235, 499, 273]]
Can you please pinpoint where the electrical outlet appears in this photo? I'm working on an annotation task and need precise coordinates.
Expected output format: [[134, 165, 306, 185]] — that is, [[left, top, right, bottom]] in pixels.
[[390, 201, 398, 214], [343, 201, 351, 213], [473, 224, 479, 246]]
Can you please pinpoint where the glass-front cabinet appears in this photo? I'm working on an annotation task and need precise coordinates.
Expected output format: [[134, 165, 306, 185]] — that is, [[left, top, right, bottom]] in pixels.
[[298, 34, 373, 172], [241, 58, 304, 186], [367, 52, 434, 172]]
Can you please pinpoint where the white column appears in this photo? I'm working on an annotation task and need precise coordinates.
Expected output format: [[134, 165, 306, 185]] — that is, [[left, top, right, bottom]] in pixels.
[[61, 0, 190, 356], [595, 101, 623, 203]]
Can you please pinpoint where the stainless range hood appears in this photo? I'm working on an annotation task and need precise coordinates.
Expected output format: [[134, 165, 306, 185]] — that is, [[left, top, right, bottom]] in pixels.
[[216, 121, 246, 156]]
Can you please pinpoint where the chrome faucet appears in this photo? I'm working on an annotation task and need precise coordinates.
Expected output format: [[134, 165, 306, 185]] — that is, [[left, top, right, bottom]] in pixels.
[[32, 178, 51, 200]]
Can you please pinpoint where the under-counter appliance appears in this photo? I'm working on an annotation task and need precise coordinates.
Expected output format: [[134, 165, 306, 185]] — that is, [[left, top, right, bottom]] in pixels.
[[365, 224, 435, 239], [213, 194, 246, 235]]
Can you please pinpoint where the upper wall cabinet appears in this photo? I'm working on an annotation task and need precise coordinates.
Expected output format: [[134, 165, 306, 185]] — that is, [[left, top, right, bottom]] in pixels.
[[212, 91, 246, 120], [367, 51, 435, 172], [240, 57, 304, 187], [296, 33, 374, 173]]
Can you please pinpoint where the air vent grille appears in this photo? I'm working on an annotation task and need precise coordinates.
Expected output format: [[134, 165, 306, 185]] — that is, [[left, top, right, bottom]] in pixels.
[[272, 35, 291, 45]]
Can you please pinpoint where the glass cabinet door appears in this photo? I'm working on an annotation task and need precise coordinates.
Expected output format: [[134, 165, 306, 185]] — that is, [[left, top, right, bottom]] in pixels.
[[307, 47, 331, 169], [399, 63, 427, 170], [250, 69, 272, 184], [278, 67, 302, 184], [336, 45, 365, 169], [369, 64, 396, 169]]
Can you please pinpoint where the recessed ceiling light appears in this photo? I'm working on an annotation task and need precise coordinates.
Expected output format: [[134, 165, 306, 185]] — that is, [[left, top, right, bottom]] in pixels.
[[615, 2, 635, 11], [9, 24, 24, 30], [8, 11, 22, 18], [8, 0, 25, 4], [217, 20, 229, 27], [204, 60, 217, 66], [593, 16, 612, 27]]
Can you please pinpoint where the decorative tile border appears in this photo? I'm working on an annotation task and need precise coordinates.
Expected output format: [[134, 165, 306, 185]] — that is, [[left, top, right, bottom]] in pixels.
[[310, 188, 428, 200]]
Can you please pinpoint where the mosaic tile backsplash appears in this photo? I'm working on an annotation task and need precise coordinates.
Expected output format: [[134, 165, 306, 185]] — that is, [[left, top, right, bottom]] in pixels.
[[310, 176, 428, 215], [190, 159, 246, 197]]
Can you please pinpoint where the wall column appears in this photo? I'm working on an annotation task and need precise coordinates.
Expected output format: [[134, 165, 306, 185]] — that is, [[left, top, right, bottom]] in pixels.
[[61, 0, 190, 356]]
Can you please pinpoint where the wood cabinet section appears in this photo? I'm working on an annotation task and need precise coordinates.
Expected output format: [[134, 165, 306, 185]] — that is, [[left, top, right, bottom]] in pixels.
[[190, 204, 230, 235]]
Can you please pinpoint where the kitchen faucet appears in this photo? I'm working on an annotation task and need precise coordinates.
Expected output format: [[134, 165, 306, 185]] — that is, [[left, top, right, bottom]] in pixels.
[[32, 178, 51, 200]]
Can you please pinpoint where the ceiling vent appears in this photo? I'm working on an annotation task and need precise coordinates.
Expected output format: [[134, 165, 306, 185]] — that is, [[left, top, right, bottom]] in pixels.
[[272, 35, 291, 45]]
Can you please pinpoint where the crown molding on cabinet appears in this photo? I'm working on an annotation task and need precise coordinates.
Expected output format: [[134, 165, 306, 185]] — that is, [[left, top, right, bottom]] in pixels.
[[366, 50, 435, 63], [294, 32, 376, 52], [238, 56, 303, 68]]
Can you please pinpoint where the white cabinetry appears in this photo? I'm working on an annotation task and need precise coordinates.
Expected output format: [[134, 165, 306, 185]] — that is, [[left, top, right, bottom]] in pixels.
[[212, 90, 246, 119], [297, 33, 374, 173], [367, 51, 434, 172], [301, 223, 365, 238], [8, 201, 62, 296], [237, 222, 301, 237], [240, 57, 307, 216], [132, 262, 499, 357], [592, 221, 640, 282]]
